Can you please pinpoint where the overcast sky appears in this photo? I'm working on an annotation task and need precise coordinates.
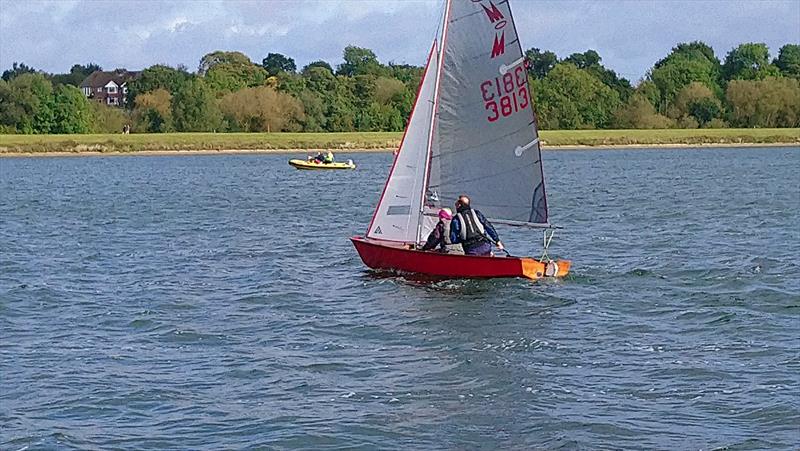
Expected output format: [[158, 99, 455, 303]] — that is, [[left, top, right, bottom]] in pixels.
[[1, 0, 798, 82]]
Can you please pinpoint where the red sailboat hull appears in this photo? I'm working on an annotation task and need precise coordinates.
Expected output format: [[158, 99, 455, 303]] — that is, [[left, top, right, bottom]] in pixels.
[[351, 236, 570, 280]]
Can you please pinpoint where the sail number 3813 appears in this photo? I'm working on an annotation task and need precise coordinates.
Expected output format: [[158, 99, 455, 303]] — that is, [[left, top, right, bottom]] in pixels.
[[480, 66, 528, 122]]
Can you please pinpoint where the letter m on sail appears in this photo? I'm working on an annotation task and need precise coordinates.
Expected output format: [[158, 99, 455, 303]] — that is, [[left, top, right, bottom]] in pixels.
[[491, 32, 505, 58], [482, 1, 504, 23]]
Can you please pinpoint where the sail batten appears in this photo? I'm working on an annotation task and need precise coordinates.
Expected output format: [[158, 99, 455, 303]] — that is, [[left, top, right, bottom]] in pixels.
[[429, 125, 534, 157], [430, 161, 540, 189]]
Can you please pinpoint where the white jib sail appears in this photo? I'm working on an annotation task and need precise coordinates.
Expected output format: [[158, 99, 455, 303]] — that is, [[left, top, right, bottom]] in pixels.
[[366, 43, 439, 243]]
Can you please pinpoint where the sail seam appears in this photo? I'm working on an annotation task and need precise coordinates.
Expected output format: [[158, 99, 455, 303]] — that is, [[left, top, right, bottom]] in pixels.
[[431, 125, 533, 158], [449, 9, 482, 23], [429, 160, 539, 188], [461, 38, 521, 63]]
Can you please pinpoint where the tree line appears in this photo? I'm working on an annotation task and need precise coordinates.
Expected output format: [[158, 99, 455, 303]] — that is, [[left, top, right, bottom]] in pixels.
[[1, 42, 798, 134]]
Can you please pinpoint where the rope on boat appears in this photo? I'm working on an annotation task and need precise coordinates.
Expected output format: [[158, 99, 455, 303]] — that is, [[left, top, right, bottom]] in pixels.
[[540, 228, 555, 262]]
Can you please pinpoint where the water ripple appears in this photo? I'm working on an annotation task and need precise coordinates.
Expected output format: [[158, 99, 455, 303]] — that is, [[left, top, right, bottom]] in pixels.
[[1, 148, 799, 449]]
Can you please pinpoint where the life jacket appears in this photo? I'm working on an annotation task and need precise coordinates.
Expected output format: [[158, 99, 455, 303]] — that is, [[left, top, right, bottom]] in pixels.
[[442, 220, 453, 245], [456, 208, 487, 246], [441, 219, 464, 254]]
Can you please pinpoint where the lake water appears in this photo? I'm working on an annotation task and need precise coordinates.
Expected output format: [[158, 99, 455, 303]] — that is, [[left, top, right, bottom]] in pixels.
[[1, 147, 798, 450]]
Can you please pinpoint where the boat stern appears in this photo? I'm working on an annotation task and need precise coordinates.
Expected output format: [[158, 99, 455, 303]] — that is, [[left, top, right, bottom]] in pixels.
[[520, 258, 571, 280]]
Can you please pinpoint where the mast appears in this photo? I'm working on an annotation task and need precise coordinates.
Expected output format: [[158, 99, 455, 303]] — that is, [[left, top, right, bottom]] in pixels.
[[415, 0, 451, 245]]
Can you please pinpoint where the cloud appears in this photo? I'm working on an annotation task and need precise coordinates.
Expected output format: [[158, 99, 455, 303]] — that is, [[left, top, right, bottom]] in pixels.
[[510, 0, 800, 81], [1, 0, 798, 82]]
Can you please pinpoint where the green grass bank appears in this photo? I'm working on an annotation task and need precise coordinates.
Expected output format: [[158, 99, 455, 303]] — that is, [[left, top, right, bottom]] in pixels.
[[1, 129, 798, 155]]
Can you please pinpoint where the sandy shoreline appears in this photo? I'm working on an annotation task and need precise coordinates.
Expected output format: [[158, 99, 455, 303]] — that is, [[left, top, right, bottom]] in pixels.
[[1, 142, 797, 158]]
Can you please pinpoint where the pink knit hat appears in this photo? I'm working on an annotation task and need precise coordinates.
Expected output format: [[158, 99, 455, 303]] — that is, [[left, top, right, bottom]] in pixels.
[[438, 208, 453, 220]]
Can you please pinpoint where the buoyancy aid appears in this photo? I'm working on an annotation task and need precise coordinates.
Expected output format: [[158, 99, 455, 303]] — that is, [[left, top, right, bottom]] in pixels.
[[442, 219, 464, 253], [443, 220, 453, 245], [456, 208, 487, 246]]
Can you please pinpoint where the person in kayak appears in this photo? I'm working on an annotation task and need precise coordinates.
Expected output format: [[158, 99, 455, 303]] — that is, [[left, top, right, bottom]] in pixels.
[[449, 195, 504, 256], [422, 208, 463, 254]]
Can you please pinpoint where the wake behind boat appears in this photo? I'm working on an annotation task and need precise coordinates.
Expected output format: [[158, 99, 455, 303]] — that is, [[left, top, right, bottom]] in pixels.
[[351, 0, 570, 281]]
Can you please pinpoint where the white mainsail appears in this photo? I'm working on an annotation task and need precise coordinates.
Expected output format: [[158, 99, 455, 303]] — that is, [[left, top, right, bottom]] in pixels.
[[366, 43, 439, 242], [427, 0, 549, 227], [367, 0, 550, 245]]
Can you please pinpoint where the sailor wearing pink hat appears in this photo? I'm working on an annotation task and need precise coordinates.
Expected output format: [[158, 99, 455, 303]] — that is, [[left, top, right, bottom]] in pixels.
[[421, 207, 463, 254]]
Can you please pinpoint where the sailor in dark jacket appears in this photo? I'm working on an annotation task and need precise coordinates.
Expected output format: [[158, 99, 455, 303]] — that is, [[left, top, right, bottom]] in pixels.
[[449, 195, 504, 256]]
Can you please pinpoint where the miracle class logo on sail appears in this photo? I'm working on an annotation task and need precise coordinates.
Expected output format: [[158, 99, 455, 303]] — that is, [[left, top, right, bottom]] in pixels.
[[474, 0, 530, 123]]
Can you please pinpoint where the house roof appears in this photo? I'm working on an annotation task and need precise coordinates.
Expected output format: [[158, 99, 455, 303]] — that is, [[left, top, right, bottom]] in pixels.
[[80, 70, 140, 88]]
